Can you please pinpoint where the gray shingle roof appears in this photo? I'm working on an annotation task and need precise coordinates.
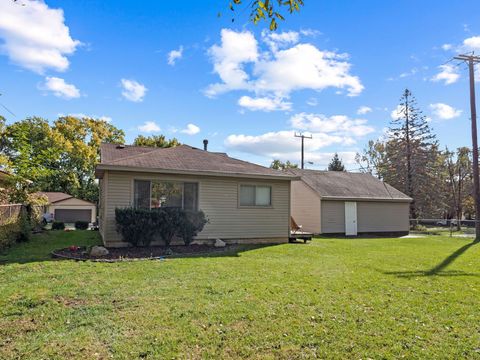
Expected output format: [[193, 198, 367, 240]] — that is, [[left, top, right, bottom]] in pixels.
[[98, 144, 295, 179], [288, 169, 411, 201], [35, 192, 73, 204]]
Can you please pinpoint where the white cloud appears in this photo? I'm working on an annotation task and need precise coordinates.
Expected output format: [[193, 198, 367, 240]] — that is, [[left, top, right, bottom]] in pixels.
[[430, 103, 462, 120], [181, 123, 200, 135], [121, 79, 147, 102], [0, 0, 80, 73], [65, 113, 112, 122], [306, 98, 318, 106], [431, 64, 459, 85], [40, 77, 80, 99], [205, 28, 363, 105], [167, 46, 183, 66], [205, 29, 259, 97], [390, 105, 403, 120], [441, 43, 453, 51], [224, 130, 358, 167], [225, 130, 345, 157], [290, 112, 374, 137], [262, 30, 300, 51], [462, 36, 480, 51], [238, 95, 292, 112], [357, 106, 372, 115], [138, 121, 161, 133]]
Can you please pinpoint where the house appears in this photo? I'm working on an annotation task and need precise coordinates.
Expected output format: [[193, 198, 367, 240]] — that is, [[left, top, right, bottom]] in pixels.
[[95, 143, 296, 247], [289, 169, 412, 236], [36, 192, 97, 223]]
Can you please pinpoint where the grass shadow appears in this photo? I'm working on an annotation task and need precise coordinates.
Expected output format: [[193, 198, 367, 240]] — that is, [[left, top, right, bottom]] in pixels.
[[383, 240, 479, 278], [0, 232, 284, 265]]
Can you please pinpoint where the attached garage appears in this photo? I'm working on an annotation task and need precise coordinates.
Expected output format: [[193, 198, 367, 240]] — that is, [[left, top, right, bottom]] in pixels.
[[290, 170, 411, 236], [36, 192, 97, 223]]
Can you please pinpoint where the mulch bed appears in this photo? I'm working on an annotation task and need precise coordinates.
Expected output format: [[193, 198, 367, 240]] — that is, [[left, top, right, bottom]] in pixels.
[[52, 244, 235, 262]]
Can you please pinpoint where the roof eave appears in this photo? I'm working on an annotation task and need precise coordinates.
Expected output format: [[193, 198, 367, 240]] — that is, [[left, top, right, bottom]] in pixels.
[[320, 195, 412, 202], [95, 164, 299, 181]]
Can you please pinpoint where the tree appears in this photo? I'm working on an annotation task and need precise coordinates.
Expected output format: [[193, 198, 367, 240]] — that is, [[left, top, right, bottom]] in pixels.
[[387, 89, 443, 218], [446, 147, 472, 230], [357, 89, 445, 219], [270, 159, 298, 170], [52, 116, 125, 202], [227, 0, 304, 31], [327, 153, 346, 171], [355, 140, 387, 179], [133, 135, 180, 148], [1, 116, 125, 203]]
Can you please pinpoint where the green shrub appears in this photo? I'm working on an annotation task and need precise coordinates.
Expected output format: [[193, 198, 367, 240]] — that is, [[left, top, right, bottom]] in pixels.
[[16, 209, 31, 242], [51, 221, 65, 230], [179, 210, 208, 245], [115, 208, 158, 246], [115, 207, 208, 247], [0, 223, 19, 251], [74, 221, 89, 230]]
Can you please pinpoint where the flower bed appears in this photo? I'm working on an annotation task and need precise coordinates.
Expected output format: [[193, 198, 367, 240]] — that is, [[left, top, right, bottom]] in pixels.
[[51, 244, 234, 262]]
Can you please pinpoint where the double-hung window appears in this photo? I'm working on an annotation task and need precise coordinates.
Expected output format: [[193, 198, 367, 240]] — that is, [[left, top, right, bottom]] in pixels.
[[239, 185, 272, 207], [134, 180, 198, 210]]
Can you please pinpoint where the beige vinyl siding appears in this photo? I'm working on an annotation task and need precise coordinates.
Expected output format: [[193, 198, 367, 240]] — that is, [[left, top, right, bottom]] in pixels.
[[321, 200, 345, 233], [48, 197, 97, 223], [290, 180, 321, 233], [102, 170, 290, 246], [357, 201, 409, 232], [99, 177, 106, 237]]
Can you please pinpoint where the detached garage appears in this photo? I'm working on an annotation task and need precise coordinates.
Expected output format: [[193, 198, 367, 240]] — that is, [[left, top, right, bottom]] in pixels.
[[289, 170, 412, 236], [37, 192, 97, 224]]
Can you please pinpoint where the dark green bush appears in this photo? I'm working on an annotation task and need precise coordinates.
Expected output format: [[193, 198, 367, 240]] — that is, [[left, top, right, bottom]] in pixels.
[[51, 221, 65, 230], [179, 210, 208, 245], [115, 208, 158, 246], [74, 221, 89, 230], [16, 209, 31, 242], [115, 207, 208, 247]]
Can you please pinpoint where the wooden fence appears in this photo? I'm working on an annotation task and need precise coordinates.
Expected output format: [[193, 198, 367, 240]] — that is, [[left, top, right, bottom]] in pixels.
[[0, 204, 23, 226]]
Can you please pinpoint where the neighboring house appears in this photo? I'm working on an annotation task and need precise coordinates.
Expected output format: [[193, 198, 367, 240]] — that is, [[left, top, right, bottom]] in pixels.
[[289, 169, 412, 236], [36, 192, 97, 223], [95, 143, 296, 247]]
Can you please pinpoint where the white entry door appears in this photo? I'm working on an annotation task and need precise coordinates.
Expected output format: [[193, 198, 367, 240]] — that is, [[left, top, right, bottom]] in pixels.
[[344, 202, 357, 236]]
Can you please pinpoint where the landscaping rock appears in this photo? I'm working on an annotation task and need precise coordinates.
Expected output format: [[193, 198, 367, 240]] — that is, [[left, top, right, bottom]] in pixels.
[[89, 246, 109, 257], [214, 238, 226, 248]]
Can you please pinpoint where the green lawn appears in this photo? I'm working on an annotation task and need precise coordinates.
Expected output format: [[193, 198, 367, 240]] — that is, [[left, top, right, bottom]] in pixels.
[[1, 231, 480, 359]]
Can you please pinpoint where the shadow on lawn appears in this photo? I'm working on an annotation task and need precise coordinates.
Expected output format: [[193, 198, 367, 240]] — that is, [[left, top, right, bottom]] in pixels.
[[383, 240, 479, 278], [0, 241, 279, 266]]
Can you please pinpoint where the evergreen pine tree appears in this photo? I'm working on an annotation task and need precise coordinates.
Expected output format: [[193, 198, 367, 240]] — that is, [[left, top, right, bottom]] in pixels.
[[328, 153, 346, 171]]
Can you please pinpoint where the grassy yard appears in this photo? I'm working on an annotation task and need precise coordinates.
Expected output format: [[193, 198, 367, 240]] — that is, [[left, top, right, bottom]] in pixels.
[[1, 231, 480, 359]]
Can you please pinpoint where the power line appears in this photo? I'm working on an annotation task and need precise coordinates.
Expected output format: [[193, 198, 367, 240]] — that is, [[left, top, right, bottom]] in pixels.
[[0, 93, 16, 117]]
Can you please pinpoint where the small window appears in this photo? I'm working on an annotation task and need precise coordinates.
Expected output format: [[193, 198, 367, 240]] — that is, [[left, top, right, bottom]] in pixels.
[[240, 185, 272, 207]]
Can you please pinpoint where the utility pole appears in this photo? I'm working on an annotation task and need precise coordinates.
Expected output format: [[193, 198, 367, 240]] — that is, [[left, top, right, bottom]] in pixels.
[[294, 132, 312, 169], [454, 53, 480, 240]]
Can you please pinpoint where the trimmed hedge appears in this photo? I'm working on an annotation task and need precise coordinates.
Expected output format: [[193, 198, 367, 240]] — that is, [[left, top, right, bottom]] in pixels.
[[115, 207, 207, 247], [75, 221, 89, 230], [51, 221, 65, 230]]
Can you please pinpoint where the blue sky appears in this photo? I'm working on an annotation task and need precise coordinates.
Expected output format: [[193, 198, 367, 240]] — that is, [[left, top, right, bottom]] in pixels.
[[0, 0, 479, 169]]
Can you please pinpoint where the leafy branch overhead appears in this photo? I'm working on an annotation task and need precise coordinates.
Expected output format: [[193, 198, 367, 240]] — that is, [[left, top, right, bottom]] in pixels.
[[228, 0, 304, 31]]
